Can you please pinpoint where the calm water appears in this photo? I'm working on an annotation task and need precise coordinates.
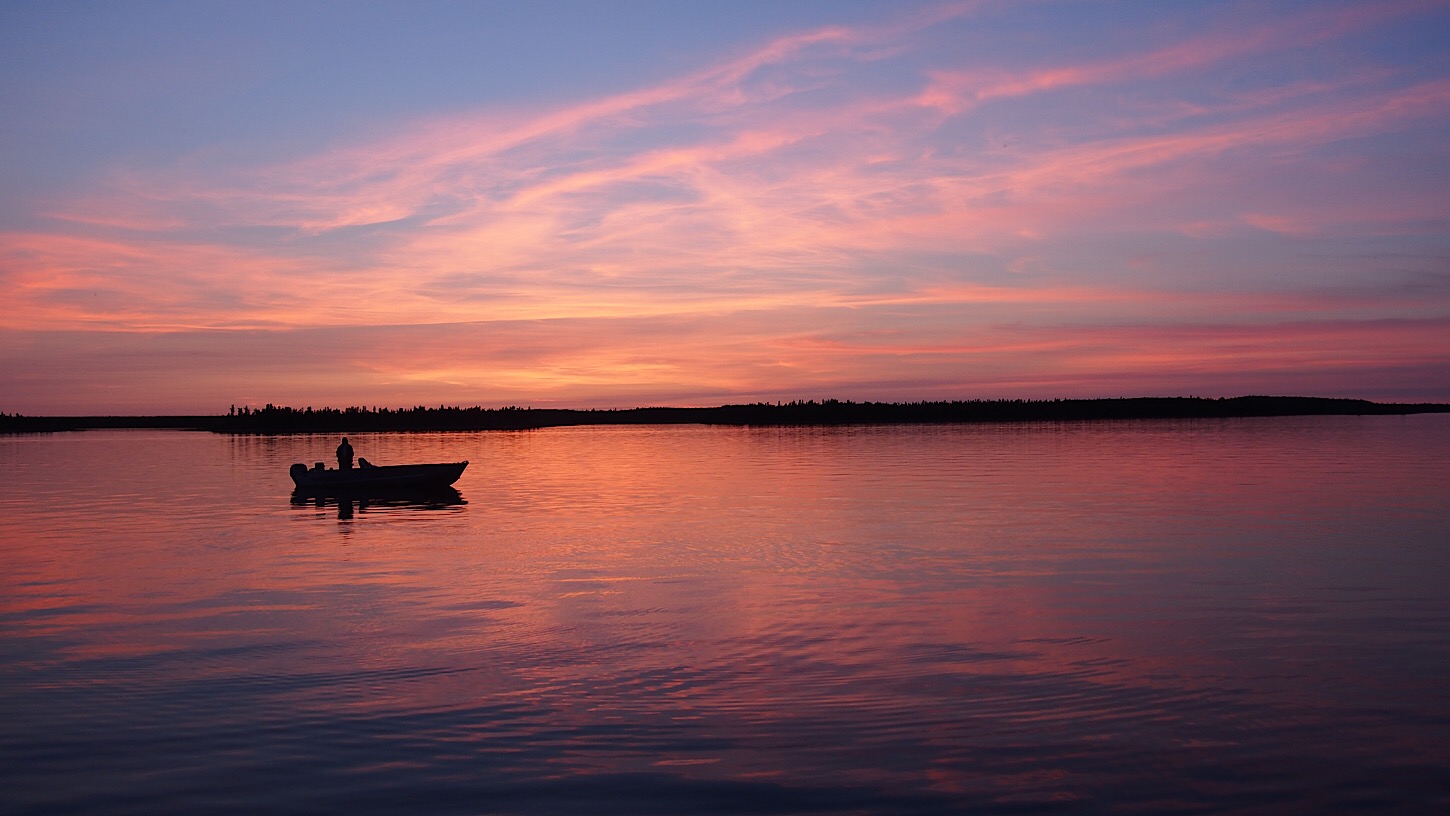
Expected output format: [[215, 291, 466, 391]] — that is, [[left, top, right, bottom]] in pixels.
[[2, 417, 1448, 814]]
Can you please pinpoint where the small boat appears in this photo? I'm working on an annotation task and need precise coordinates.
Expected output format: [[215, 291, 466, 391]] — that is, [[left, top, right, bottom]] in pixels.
[[290, 460, 468, 494]]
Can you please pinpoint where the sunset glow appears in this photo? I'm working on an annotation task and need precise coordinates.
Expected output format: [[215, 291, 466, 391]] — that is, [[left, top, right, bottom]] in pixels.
[[3, 1, 1448, 413]]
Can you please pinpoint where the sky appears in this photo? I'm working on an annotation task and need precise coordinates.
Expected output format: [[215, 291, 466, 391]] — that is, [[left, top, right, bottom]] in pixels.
[[3, 0, 1449, 415]]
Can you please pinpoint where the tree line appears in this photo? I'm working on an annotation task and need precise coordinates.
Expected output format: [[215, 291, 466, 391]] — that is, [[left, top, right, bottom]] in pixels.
[[5, 397, 1446, 435], [193, 396, 1450, 432]]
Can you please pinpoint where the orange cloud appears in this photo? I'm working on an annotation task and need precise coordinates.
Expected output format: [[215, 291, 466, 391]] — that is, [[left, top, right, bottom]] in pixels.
[[4, 1, 1448, 411]]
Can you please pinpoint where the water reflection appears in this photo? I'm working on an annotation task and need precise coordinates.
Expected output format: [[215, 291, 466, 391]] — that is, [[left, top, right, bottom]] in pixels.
[[290, 487, 467, 519], [3, 419, 1449, 814]]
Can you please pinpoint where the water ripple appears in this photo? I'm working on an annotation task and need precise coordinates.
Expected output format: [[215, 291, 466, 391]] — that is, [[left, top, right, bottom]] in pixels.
[[3, 419, 1450, 813]]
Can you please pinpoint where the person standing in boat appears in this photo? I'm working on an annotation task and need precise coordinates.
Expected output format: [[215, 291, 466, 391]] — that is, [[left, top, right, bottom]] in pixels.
[[336, 437, 354, 470]]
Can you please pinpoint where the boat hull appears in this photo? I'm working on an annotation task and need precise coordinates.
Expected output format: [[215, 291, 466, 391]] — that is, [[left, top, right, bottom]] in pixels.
[[290, 461, 468, 494]]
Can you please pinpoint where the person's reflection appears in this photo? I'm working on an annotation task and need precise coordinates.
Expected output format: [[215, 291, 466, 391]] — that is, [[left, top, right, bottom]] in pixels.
[[338, 497, 355, 520]]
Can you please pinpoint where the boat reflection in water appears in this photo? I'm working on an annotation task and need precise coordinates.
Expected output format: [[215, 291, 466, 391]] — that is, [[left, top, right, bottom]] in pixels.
[[288, 460, 470, 519], [290, 487, 467, 519]]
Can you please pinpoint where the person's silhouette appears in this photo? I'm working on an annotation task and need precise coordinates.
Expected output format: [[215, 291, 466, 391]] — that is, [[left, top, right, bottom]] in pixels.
[[337, 437, 354, 470]]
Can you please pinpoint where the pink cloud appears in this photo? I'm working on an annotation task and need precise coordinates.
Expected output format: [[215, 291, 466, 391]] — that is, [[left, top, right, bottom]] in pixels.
[[4, 1, 1448, 411], [917, 0, 1438, 114], [42, 5, 1448, 287]]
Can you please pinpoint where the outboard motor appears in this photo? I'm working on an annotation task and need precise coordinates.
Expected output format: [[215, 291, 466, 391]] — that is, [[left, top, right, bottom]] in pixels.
[[290, 463, 307, 482]]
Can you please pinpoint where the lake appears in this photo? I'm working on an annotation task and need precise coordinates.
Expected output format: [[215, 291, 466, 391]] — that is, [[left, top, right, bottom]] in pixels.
[[2, 416, 1448, 814]]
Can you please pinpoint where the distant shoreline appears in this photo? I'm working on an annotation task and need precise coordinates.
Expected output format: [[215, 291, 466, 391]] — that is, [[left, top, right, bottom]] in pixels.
[[4, 396, 1449, 435]]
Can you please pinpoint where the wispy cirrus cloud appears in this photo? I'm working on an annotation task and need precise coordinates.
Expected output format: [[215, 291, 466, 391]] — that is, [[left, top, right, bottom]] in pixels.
[[3, 0, 1449, 411]]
